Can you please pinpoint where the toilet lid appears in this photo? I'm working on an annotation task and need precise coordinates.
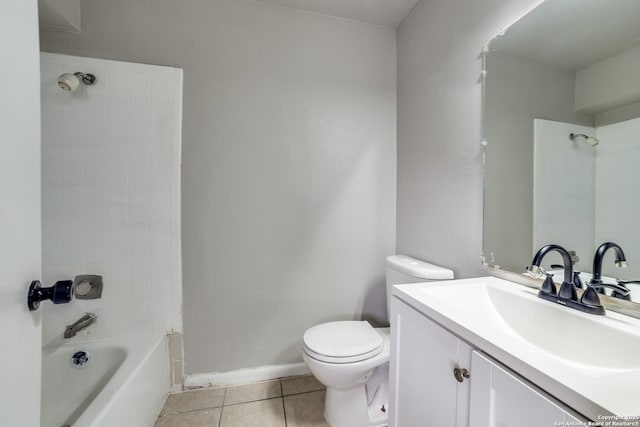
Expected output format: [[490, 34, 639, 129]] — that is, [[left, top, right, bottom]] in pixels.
[[303, 321, 383, 362]]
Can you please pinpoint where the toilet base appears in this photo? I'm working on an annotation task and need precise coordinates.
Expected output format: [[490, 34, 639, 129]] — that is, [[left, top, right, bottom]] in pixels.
[[324, 364, 389, 427]]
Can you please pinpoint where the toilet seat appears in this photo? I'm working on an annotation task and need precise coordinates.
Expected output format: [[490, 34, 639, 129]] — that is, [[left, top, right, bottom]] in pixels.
[[303, 321, 384, 364]]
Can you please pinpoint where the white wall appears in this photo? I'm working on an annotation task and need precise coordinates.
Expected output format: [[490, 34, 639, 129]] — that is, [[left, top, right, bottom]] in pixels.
[[532, 119, 595, 272], [0, 1, 42, 424], [490, 114, 640, 278], [576, 44, 640, 114], [595, 117, 640, 279], [397, 0, 544, 278], [38, 0, 81, 32], [177, 5, 396, 375], [40, 53, 183, 345], [41, 0, 396, 375], [596, 100, 640, 127], [483, 53, 594, 272]]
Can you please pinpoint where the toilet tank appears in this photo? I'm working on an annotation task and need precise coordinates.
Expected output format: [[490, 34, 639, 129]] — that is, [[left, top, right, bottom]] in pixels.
[[385, 255, 454, 321]]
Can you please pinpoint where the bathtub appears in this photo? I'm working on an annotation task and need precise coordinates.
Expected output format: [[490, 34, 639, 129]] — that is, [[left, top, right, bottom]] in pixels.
[[41, 335, 169, 427]]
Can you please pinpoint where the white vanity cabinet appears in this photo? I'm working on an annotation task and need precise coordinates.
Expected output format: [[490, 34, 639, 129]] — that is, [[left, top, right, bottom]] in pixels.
[[469, 351, 586, 427], [390, 298, 473, 427], [390, 296, 590, 427]]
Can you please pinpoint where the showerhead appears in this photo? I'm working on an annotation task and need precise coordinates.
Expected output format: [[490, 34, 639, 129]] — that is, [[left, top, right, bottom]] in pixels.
[[569, 133, 599, 147], [57, 72, 97, 92]]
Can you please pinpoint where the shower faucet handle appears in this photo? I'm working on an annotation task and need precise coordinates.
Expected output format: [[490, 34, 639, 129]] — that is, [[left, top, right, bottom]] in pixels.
[[74, 275, 103, 300]]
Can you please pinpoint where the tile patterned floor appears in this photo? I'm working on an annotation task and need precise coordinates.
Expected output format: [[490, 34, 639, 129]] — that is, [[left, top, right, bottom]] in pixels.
[[154, 375, 330, 427]]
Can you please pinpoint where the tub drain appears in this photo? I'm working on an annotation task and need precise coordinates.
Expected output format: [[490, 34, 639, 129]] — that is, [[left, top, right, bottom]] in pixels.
[[71, 350, 90, 368]]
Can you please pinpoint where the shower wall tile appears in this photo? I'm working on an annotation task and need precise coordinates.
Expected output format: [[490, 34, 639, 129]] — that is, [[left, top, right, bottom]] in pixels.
[[40, 53, 183, 346]]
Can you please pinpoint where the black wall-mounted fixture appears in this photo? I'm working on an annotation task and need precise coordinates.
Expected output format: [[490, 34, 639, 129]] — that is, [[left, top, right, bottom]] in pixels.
[[27, 280, 75, 311]]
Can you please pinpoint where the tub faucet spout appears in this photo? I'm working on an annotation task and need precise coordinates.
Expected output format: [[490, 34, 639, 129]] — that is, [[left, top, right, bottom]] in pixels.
[[64, 313, 97, 338]]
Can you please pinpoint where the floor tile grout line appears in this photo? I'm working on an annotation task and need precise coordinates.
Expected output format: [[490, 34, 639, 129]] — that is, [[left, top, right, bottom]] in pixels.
[[161, 388, 324, 415], [158, 405, 224, 417], [156, 378, 325, 423], [158, 387, 227, 416], [218, 387, 227, 426], [219, 387, 326, 408], [282, 388, 326, 398], [280, 380, 288, 427], [221, 387, 325, 407], [222, 395, 284, 408]]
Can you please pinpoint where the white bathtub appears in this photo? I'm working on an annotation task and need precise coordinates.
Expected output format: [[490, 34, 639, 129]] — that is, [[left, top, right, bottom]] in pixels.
[[41, 335, 169, 427]]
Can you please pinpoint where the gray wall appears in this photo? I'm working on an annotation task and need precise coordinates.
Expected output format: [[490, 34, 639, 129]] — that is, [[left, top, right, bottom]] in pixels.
[[596, 101, 640, 126], [484, 53, 594, 272], [41, 0, 396, 375], [576, 44, 640, 114], [396, 0, 545, 278]]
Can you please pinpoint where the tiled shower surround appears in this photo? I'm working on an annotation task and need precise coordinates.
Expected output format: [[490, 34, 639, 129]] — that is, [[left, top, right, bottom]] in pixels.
[[40, 53, 183, 345]]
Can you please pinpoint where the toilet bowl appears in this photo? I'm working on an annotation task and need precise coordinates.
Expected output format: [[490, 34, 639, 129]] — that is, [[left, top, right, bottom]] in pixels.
[[303, 322, 390, 427], [302, 255, 454, 427]]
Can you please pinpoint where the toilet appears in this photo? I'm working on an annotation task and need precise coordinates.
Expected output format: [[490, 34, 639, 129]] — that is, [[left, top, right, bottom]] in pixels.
[[302, 255, 454, 427]]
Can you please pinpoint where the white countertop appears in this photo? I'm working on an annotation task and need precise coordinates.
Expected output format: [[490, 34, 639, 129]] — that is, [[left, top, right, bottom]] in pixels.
[[393, 276, 640, 421]]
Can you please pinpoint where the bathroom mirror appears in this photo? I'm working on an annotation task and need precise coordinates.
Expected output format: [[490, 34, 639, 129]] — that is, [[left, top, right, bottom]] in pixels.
[[482, 0, 640, 308]]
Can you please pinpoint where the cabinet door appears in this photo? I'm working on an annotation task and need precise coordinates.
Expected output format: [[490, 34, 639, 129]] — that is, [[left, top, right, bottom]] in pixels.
[[469, 351, 587, 427], [390, 299, 472, 427]]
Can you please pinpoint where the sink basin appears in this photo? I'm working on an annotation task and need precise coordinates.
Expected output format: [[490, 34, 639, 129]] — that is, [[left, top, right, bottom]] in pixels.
[[487, 284, 640, 370], [400, 278, 640, 371]]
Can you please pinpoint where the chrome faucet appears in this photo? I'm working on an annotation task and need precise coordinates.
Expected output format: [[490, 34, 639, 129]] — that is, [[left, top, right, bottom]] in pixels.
[[64, 313, 97, 338], [589, 242, 627, 287]]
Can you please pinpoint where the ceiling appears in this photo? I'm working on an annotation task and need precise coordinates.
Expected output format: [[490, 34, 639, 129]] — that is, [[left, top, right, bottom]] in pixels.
[[257, 0, 419, 28], [490, 0, 640, 71], [38, 0, 81, 32]]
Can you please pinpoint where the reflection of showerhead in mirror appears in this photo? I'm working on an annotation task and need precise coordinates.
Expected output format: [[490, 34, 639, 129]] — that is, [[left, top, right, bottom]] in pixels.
[[57, 72, 97, 92], [569, 133, 599, 147]]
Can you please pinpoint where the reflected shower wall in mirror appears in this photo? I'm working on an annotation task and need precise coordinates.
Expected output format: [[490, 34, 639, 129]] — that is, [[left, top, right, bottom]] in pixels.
[[483, 0, 640, 304]]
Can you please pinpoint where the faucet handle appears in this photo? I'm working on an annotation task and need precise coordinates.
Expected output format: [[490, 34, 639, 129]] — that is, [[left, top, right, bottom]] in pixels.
[[581, 281, 631, 308], [612, 279, 639, 300], [616, 279, 640, 287], [73, 275, 103, 300], [540, 272, 556, 296], [589, 281, 631, 297], [569, 250, 580, 265], [580, 286, 603, 308], [572, 271, 584, 289]]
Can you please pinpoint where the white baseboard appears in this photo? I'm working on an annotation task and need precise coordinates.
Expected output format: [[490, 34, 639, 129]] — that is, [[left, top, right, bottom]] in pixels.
[[183, 362, 310, 389]]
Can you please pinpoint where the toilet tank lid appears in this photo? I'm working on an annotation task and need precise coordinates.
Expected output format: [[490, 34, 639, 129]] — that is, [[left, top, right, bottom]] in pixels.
[[386, 255, 454, 280]]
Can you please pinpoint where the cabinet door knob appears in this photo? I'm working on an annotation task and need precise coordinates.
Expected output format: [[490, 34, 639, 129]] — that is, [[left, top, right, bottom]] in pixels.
[[453, 367, 470, 382]]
